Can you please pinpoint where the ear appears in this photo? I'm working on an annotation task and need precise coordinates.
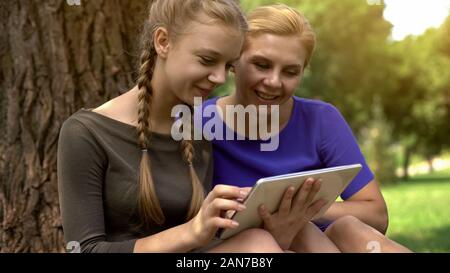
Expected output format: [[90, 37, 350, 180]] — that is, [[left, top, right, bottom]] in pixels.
[[153, 27, 170, 58]]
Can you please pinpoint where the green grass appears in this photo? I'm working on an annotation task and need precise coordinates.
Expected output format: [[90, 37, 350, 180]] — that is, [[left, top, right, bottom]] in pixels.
[[382, 172, 450, 253]]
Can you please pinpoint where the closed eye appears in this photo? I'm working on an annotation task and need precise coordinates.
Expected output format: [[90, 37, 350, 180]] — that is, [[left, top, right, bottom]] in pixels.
[[284, 70, 301, 77], [199, 56, 215, 66], [254, 62, 270, 70]]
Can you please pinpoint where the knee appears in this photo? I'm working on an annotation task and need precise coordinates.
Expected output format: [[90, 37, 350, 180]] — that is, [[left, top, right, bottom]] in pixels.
[[295, 222, 324, 243], [326, 215, 383, 243], [235, 228, 282, 253], [325, 215, 363, 240], [291, 222, 340, 253], [328, 215, 361, 231]]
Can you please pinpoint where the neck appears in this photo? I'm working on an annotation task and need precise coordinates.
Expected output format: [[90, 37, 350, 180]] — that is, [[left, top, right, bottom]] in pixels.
[[151, 60, 182, 122], [131, 61, 182, 135]]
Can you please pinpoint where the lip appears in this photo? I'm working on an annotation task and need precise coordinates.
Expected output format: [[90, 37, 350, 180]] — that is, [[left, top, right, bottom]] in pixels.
[[196, 86, 214, 97], [254, 90, 280, 103]]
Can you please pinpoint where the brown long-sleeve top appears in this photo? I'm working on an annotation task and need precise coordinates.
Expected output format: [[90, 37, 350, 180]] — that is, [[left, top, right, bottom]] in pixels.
[[57, 109, 213, 253]]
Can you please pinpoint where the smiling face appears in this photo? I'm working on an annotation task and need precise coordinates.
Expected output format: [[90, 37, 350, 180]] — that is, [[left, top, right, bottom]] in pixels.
[[163, 19, 244, 106], [234, 33, 308, 108]]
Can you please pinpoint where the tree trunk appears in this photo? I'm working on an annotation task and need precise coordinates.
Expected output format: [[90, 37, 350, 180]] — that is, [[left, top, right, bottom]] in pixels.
[[402, 146, 411, 181], [0, 0, 147, 252], [427, 156, 434, 174]]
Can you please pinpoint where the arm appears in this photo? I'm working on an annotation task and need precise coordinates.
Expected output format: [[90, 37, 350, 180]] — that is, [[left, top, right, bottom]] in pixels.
[[316, 104, 388, 233], [58, 119, 244, 252], [314, 180, 389, 234], [58, 118, 137, 252], [135, 185, 248, 252], [133, 223, 198, 252]]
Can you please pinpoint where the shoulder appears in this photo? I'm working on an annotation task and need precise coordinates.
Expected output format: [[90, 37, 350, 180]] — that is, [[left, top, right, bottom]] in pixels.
[[58, 110, 106, 152], [61, 108, 113, 135], [58, 110, 109, 164], [202, 96, 220, 109], [293, 96, 342, 121], [294, 96, 337, 112], [61, 109, 95, 135], [59, 108, 118, 147], [91, 88, 139, 127]]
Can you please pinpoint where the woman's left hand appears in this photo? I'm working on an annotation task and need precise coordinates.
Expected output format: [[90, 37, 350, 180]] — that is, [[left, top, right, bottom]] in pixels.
[[258, 178, 327, 250]]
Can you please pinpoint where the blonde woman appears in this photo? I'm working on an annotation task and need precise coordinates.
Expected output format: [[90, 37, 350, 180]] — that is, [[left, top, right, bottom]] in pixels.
[[57, 0, 284, 253], [203, 4, 412, 253]]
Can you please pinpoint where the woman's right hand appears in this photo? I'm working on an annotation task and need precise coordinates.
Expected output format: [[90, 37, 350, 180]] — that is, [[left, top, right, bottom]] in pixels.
[[258, 178, 327, 250], [187, 185, 250, 247]]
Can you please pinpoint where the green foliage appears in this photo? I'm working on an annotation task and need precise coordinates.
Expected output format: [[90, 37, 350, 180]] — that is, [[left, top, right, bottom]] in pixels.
[[361, 98, 397, 184], [383, 25, 450, 161], [219, 1, 450, 171], [437, 15, 450, 57], [293, 0, 393, 134], [210, 73, 234, 98]]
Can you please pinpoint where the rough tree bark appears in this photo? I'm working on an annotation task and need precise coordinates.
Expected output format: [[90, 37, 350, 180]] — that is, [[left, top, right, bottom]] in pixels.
[[0, 0, 147, 252]]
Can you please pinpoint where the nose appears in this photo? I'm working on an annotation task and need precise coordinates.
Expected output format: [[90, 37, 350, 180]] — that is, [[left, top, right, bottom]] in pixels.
[[263, 72, 282, 89], [207, 66, 227, 85]]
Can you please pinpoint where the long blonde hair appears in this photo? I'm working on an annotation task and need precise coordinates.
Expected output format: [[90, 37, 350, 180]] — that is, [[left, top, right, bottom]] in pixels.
[[246, 4, 316, 68], [136, 0, 247, 228]]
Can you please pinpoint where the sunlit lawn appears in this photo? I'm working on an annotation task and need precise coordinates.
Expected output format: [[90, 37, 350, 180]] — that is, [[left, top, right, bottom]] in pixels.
[[382, 171, 450, 253]]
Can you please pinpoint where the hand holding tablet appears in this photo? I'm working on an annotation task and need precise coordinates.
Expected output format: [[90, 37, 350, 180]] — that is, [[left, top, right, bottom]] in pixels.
[[218, 164, 362, 240]]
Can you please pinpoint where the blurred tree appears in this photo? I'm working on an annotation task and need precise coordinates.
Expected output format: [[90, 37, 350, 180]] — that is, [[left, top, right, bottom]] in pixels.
[[361, 97, 397, 184], [383, 17, 450, 179], [294, 0, 393, 134], [0, 0, 147, 252], [434, 14, 450, 152], [381, 36, 425, 179], [437, 14, 450, 57]]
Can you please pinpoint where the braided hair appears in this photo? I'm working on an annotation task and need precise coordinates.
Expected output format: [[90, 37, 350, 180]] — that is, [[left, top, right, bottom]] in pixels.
[[136, 0, 247, 228]]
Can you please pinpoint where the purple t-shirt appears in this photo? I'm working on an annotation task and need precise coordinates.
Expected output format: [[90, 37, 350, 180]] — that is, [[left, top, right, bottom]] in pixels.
[[200, 96, 374, 200]]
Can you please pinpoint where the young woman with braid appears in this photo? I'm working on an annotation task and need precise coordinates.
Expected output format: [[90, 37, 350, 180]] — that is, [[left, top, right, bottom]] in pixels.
[[57, 0, 284, 253]]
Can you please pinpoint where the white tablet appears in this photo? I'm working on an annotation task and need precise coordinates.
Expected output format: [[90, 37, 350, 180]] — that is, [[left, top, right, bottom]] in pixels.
[[218, 164, 362, 240]]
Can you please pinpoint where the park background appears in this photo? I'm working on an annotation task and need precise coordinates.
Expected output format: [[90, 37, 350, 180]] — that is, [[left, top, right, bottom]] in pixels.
[[0, 0, 449, 252]]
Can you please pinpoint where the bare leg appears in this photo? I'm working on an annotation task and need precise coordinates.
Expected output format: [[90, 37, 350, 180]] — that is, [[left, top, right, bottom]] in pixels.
[[325, 215, 413, 253], [207, 228, 284, 253], [289, 222, 341, 253]]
